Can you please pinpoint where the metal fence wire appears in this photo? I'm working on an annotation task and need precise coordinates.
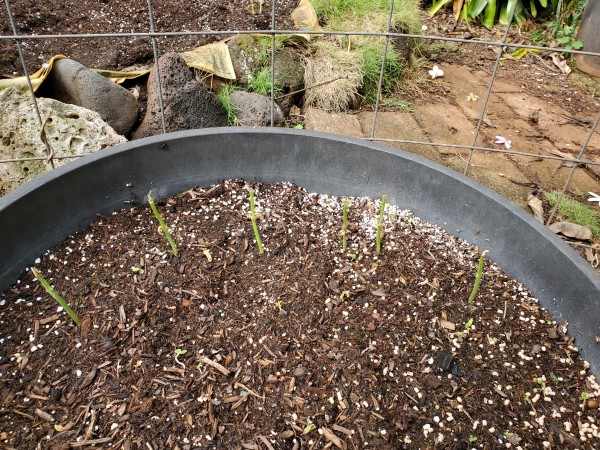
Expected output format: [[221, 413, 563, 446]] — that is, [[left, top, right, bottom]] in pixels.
[[1, 0, 599, 227]]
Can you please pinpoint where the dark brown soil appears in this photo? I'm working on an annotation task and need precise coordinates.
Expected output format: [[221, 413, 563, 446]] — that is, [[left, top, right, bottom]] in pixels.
[[0, 0, 297, 76], [1, 180, 599, 449]]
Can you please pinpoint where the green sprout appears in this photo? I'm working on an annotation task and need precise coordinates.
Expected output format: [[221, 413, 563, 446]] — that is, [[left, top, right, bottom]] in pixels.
[[342, 198, 349, 250], [468, 435, 477, 443], [247, 187, 264, 254], [376, 195, 387, 253], [340, 290, 350, 299], [274, 299, 283, 309], [464, 317, 474, 331], [468, 250, 488, 303], [582, 391, 589, 400], [175, 348, 187, 368], [533, 377, 547, 392], [549, 372, 559, 384], [31, 267, 81, 326], [250, 0, 264, 14], [148, 192, 179, 257]]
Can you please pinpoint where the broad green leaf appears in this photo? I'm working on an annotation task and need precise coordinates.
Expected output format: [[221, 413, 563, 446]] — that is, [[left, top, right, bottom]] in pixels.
[[483, 0, 497, 30], [538, 0, 547, 7], [514, 1, 527, 23], [571, 40, 583, 50], [556, 36, 571, 44], [467, 0, 489, 18], [529, 0, 537, 17], [499, 0, 518, 25], [429, 0, 454, 17]]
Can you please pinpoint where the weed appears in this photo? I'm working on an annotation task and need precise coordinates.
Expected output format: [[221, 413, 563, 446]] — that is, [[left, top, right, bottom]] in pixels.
[[544, 191, 600, 238], [247, 187, 264, 254], [468, 435, 477, 443], [217, 84, 240, 125], [468, 250, 488, 303], [342, 198, 349, 250], [148, 192, 179, 257], [274, 299, 283, 309], [31, 267, 81, 326], [248, 66, 282, 97], [376, 195, 387, 252]]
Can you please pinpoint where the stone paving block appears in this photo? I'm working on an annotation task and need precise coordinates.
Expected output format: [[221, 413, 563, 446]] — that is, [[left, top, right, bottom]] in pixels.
[[304, 107, 364, 138], [356, 111, 444, 164], [412, 102, 475, 155]]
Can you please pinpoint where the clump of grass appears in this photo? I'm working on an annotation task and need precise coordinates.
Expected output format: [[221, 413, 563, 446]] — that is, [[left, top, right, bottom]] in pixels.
[[376, 195, 387, 252], [468, 250, 488, 303], [342, 198, 349, 250], [303, 40, 363, 112], [148, 192, 179, 257], [217, 84, 240, 125], [248, 66, 282, 97], [306, 0, 421, 108], [544, 191, 600, 238], [359, 39, 404, 103], [247, 187, 264, 254], [31, 267, 81, 326]]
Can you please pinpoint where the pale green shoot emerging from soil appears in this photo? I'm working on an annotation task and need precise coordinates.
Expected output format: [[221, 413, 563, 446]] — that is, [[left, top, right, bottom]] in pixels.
[[342, 198, 349, 250], [31, 267, 81, 326], [247, 187, 264, 254], [148, 192, 179, 257], [376, 195, 387, 253], [468, 250, 488, 303]]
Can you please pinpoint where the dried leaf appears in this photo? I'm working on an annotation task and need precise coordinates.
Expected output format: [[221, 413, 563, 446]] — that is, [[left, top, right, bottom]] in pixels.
[[548, 221, 592, 241], [440, 319, 456, 331], [527, 194, 544, 223], [550, 53, 572, 75], [54, 422, 75, 432], [322, 427, 346, 449]]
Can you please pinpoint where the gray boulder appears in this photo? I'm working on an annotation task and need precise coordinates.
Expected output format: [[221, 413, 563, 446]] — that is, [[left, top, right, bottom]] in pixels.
[[0, 88, 126, 196], [133, 53, 228, 139], [229, 91, 284, 126], [39, 58, 139, 136]]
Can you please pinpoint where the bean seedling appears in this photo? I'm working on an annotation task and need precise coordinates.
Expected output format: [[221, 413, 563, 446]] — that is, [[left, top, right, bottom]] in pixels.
[[468, 250, 488, 303], [342, 198, 349, 250], [175, 348, 187, 368], [148, 192, 179, 257], [376, 194, 387, 252], [31, 267, 81, 326], [247, 187, 264, 254]]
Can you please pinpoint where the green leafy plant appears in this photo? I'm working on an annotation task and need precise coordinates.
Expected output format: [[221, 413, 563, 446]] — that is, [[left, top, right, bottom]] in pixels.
[[274, 299, 283, 309], [31, 267, 81, 326], [247, 187, 264, 254], [468, 250, 488, 303], [376, 195, 387, 253], [429, 0, 554, 30], [342, 198, 349, 250], [148, 192, 179, 257], [544, 191, 600, 238], [468, 435, 478, 443], [554, 23, 583, 50], [217, 84, 240, 126]]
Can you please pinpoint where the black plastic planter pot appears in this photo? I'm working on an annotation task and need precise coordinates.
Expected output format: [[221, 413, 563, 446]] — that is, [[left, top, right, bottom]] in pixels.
[[1, 128, 599, 374]]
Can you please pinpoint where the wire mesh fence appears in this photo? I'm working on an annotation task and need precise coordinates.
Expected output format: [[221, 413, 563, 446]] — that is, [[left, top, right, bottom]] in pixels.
[[1, 0, 599, 227]]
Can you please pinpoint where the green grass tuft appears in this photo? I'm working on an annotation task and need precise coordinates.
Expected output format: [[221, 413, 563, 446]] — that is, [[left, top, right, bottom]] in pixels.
[[248, 67, 282, 97], [217, 84, 240, 126], [544, 191, 600, 238]]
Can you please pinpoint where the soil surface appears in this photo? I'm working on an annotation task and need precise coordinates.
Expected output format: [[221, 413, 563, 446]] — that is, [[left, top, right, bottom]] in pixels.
[[1, 180, 599, 449], [0, 0, 297, 75]]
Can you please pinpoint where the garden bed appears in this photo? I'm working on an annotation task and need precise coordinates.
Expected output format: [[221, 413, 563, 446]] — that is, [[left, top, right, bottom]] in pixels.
[[1, 179, 598, 449]]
